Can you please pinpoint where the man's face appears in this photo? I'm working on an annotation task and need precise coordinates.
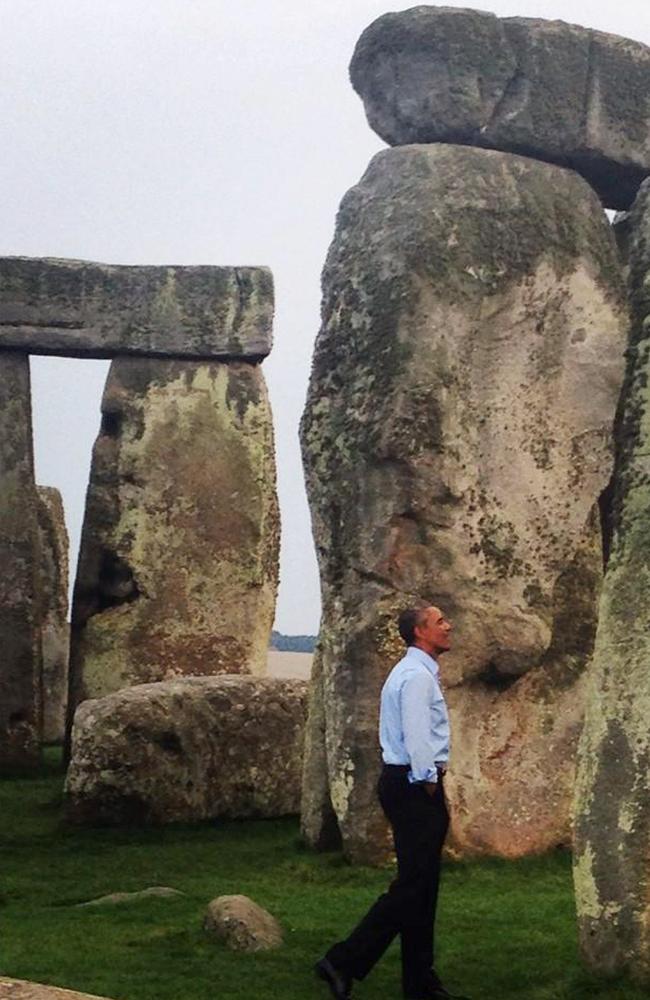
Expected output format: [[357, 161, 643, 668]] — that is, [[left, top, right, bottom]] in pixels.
[[414, 606, 452, 656]]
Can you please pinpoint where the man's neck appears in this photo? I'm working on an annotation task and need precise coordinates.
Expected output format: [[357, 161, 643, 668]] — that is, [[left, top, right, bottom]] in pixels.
[[412, 642, 437, 658]]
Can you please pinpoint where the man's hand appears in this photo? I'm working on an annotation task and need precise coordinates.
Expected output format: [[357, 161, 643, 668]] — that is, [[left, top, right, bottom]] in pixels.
[[424, 782, 438, 797]]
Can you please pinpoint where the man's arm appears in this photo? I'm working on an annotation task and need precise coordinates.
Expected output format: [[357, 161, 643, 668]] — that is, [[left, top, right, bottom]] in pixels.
[[400, 669, 438, 787]]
